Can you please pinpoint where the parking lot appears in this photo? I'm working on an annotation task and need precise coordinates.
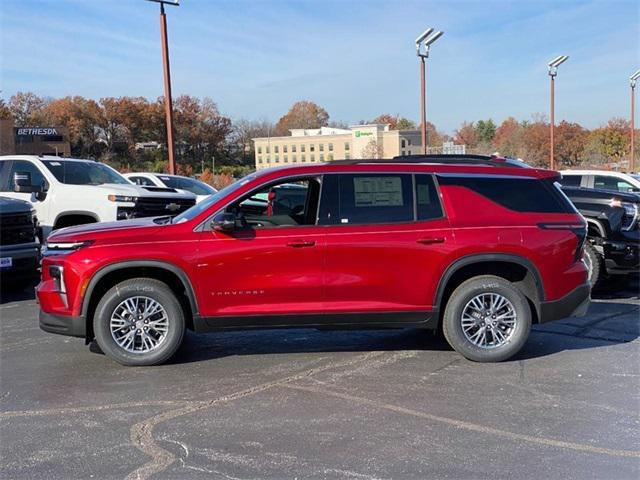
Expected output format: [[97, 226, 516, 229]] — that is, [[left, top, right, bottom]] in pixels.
[[0, 276, 638, 480]]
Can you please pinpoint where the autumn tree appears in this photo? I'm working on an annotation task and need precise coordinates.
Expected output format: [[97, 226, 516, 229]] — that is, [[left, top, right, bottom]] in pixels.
[[555, 121, 588, 167], [361, 139, 384, 159], [0, 98, 11, 119], [492, 117, 524, 157], [454, 121, 478, 149], [275, 100, 329, 135], [370, 114, 416, 130], [8, 92, 49, 126]]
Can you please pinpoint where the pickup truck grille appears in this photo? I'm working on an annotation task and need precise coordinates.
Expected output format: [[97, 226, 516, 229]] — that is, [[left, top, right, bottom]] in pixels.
[[129, 197, 195, 218], [0, 213, 37, 246]]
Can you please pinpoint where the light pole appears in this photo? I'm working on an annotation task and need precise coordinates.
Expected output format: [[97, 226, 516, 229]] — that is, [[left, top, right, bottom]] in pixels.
[[147, 0, 179, 175], [547, 55, 569, 170], [416, 28, 443, 155], [630, 70, 640, 172]]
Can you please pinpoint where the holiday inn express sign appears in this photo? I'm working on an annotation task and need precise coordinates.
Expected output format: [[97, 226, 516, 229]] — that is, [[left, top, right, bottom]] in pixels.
[[354, 131, 374, 138]]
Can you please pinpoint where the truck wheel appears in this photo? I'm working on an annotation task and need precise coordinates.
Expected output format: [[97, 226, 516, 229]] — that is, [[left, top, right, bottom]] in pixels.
[[582, 242, 603, 290], [442, 275, 531, 362], [93, 278, 185, 366]]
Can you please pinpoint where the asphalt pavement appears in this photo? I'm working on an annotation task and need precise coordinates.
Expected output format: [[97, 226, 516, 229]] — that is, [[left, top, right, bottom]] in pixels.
[[1, 276, 639, 480]]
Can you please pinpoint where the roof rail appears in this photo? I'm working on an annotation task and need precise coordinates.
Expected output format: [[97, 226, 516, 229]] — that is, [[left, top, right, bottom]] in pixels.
[[327, 154, 531, 168]]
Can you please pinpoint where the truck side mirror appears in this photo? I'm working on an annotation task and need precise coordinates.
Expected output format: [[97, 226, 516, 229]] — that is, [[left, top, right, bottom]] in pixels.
[[211, 212, 236, 232], [13, 171, 43, 194]]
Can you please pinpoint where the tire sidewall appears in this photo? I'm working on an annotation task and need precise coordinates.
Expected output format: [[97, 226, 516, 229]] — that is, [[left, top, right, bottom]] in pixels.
[[93, 279, 185, 366], [582, 242, 601, 289], [443, 277, 531, 362]]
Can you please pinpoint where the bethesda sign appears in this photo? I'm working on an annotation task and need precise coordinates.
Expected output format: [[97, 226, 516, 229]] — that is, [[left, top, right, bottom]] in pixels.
[[16, 128, 59, 136]]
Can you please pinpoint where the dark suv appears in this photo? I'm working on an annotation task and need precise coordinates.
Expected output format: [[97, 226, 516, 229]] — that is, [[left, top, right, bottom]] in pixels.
[[37, 156, 590, 366]]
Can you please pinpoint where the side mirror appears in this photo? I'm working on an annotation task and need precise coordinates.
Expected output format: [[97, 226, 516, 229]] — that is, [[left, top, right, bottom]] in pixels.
[[211, 212, 236, 232], [13, 171, 43, 194]]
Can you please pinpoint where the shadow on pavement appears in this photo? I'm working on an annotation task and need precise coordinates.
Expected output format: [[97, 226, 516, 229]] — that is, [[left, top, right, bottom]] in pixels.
[[0, 278, 38, 305]]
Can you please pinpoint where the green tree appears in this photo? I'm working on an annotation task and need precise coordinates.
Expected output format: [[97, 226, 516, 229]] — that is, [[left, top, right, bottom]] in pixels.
[[475, 119, 496, 144]]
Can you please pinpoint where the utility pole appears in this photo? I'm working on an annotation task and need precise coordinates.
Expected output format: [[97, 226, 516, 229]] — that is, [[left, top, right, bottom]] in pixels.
[[147, 0, 179, 174]]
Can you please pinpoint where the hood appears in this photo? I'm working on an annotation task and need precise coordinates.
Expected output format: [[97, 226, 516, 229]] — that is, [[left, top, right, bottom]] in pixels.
[[47, 217, 162, 242], [0, 196, 34, 214], [562, 186, 640, 203], [80, 183, 196, 200]]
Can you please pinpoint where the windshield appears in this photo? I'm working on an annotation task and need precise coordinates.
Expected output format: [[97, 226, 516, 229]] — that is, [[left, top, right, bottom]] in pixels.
[[173, 174, 257, 223], [158, 175, 216, 196], [42, 160, 129, 185]]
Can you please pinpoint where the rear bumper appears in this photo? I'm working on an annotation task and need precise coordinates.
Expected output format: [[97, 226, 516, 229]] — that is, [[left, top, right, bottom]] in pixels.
[[39, 310, 85, 338], [539, 283, 591, 324]]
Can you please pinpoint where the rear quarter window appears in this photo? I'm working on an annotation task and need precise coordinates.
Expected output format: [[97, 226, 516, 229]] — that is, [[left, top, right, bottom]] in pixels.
[[438, 175, 571, 213]]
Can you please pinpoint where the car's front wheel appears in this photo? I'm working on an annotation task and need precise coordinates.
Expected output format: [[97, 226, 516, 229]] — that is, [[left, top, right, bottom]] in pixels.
[[93, 278, 185, 366], [442, 275, 532, 362]]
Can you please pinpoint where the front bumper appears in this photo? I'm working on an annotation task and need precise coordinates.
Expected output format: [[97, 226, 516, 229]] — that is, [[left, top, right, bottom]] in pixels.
[[39, 311, 85, 338], [0, 243, 40, 280], [539, 283, 591, 324]]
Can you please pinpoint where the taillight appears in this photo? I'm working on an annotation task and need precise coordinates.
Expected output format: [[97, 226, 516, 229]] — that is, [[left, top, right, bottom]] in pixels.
[[538, 222, 587, 262]]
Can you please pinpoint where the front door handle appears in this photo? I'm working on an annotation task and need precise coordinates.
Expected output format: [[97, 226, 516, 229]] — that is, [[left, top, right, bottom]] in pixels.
[[286, 240, 316, 248], [417, 237, 445, 245]]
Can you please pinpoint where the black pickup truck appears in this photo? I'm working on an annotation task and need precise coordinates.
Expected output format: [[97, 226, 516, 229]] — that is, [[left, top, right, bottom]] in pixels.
[[0, 196, 40, 290], [561, 186, 639, 288]]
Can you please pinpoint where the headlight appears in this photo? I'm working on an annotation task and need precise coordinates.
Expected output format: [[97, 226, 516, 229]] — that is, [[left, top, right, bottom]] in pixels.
[[611, 199, 639, 231], [43, 241, 93, 256], [108, 195, 137, 203]]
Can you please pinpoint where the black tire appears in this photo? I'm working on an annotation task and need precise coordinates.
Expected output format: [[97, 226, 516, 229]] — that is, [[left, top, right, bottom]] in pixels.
[[93, 278, 185, 366], [583, 242, 603, 290], [442, 275, 532, 362]]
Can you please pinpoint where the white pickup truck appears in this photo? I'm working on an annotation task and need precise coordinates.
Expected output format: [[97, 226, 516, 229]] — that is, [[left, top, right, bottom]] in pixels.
[[0, 155, 196, 239]]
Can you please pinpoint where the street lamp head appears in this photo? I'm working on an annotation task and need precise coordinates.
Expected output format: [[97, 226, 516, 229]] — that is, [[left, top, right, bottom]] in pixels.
[[146, 0, 180, 5], [424, 30, 444, 47], [548, 55, 569, 77], [416, 28, 443, 57], [415, 28, 435, 45], [631, 69, 640, 88]]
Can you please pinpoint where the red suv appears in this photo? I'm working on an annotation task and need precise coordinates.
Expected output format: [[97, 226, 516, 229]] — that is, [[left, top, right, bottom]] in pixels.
[[37, 156, 590, 366]]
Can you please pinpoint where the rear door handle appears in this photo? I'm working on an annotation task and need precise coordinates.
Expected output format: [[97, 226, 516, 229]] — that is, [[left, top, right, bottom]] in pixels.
[[286, 240, 316, 248], [417, 237, 445, 245]]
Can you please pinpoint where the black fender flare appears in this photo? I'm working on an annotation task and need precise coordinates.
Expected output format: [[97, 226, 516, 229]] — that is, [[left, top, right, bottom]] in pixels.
[[80, 260, 199, 319], [434, 253, 545, 311]]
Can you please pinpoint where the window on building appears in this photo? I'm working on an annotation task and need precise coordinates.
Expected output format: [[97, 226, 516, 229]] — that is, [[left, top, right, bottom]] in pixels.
[[292, 155, 297, 162], [275, 155, 280, 163], [292, 145, 297, 153], [257, 146, 262, 154], [345, 142, 350, 151], [401, 150, 405, 156], [274, 145, 279, 153], [301, 154, 306, 162], [283, 145, 288, 153], [408, 139, 412, 146], [327, 153, 333, 161], [345, 152, 350, 160], [284, 155, 288, 163], [258, 157, 263, 164], [266, 146, 270, 154], [301, 144, 306, 152], [319, 153, 324, 161], [310, 154, 315, 162], [328, 143, 333, 151], [310, 144, 315, 152], [401, 139, 406, 148], [319, 144, 324, 152]]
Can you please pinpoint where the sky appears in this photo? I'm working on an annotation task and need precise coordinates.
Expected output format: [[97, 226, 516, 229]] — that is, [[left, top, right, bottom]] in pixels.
[[1, 0, 638, 134]]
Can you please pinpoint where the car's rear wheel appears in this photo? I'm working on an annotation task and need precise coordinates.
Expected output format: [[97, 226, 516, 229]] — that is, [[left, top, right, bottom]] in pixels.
[[442, 275, 531, 362], [93, 278, 185, 366]]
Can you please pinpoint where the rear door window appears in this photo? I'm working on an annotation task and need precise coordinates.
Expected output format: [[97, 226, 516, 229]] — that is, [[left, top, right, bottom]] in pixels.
[[320, 174, 414, 225], [594, 175, 636, 193]]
